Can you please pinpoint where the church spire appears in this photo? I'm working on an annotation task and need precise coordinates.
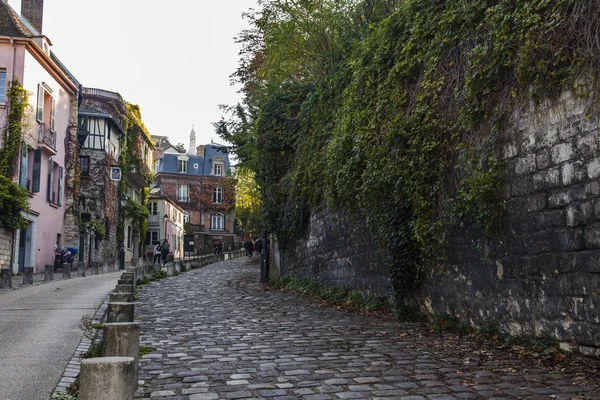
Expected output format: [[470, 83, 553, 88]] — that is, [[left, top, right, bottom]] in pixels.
[[188, 124, 196, 155]]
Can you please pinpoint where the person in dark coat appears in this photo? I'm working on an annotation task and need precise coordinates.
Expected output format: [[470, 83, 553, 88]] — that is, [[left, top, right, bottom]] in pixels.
[[160, 239, 170, 266], [254, 237, 263, 257], [244, 237, 253, 257]]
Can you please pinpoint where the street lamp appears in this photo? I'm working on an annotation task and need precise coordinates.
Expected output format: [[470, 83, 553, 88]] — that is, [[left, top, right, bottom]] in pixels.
[[120, 195, 128, 270]]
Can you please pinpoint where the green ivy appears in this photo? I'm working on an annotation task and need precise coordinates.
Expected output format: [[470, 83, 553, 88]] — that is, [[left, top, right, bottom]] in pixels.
[[224, 0, 600, 315]]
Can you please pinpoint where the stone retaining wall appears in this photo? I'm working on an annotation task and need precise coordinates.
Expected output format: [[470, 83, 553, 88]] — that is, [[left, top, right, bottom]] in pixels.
[[277, 88, 600, 356], [0, 227, 13, 269]]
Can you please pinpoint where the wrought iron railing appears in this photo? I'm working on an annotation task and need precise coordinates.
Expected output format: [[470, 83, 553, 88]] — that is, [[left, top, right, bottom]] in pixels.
[[38, 123, 56, 150]]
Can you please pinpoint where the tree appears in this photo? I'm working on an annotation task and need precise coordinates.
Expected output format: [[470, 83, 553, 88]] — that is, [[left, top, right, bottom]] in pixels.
[[234, 168, 263, 236]]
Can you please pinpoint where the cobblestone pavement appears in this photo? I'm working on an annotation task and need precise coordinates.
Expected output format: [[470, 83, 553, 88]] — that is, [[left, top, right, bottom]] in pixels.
[[134, 257, 600, 400]]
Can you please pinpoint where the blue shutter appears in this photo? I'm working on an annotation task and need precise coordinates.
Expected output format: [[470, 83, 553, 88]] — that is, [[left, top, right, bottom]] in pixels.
[[57, 166, 63, 206], [19, 142, 27, 188], [32, 149, 41, 192], [47, 160, 54, 203]]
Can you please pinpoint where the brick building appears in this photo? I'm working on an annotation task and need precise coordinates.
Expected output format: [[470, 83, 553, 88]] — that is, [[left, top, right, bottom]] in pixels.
[[152, 127, 235, 255]]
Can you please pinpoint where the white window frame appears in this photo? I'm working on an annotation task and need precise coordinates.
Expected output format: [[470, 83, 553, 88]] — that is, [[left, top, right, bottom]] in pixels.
[[214, 163, 223, 176], [211, 213, 224, 231], [178, 159, 188, 173], [177, 184, 189, 202], [212, 187, 223, 204]]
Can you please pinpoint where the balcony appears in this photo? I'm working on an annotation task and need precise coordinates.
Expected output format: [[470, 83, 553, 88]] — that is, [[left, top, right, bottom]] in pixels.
[[38, 123, 56, 153], [148, 214, 160, 225]]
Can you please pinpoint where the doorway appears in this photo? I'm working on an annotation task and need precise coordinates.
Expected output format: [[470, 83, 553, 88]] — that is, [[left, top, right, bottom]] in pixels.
[[17, 222, 32, 273]]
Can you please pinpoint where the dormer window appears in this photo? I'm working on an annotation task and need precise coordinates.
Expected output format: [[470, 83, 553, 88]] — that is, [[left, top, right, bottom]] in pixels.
[[212, 155, 224, 176], [177, 155, 189, 173]]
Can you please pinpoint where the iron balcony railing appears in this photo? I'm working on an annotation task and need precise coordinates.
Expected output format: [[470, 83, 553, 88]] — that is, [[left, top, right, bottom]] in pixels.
[[38, 123, 56, 150]]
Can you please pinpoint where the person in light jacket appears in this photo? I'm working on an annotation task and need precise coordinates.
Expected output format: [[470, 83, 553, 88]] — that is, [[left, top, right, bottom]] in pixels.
[[152, 242, 162, 267]]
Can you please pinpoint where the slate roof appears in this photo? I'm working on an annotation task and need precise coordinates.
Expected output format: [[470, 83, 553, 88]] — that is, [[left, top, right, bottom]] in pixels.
[[156, 145, 231, 176], [0, 1, 34, 38]]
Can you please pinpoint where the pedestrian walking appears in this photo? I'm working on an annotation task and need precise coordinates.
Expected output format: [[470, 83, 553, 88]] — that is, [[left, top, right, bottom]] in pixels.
[[254, 237, 263, 257], [152, 242, 162, 267], [244, 237, 254, 257], [160, 239, 170, 266]]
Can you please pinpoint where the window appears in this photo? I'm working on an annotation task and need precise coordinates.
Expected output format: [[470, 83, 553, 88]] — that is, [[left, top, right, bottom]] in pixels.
[[0, 70, 6, 105], [212, 187, 223, 204], [127, 226, 132, 248], [145, 230, 159, 246], [36, 84, 55, 126], [214, 163, 222, 176], [211, 213, 224, 231], [153, 160, 160, 175], [147, 202, 158, 215], [177, 185, 189, 202], [47, 160, 63, 206], [178, 159, 188, 173], [79, 196, 86, 208], [19, 141, 28, 189], [183, 212, 190, 223], [80, 156, 90, 176]]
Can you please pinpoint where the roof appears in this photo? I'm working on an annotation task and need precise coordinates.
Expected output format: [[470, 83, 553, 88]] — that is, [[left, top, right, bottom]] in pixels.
[[79, 104, 125, 135], [0, 1, 34, 38], [156, 145, 231, 176]]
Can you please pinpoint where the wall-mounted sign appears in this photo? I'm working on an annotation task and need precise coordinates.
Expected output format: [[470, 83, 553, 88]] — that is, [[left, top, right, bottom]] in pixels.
[[111, 167, 122, 181]]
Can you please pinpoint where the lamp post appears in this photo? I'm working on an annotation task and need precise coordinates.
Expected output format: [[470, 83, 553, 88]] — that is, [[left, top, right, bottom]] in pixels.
[[119, 195, 128, 270]]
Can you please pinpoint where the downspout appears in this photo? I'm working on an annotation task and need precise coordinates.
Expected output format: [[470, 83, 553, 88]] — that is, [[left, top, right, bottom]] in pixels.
[[8, 38, 16, 274]]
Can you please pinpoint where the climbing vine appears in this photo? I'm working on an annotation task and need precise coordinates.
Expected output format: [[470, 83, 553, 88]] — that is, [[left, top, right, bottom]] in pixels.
[[0, 80, 29, 230], [222, 0, 600, 316]]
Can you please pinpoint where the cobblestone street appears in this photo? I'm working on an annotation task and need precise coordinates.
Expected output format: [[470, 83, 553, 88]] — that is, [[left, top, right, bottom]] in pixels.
[[134, 257, 600, 400]]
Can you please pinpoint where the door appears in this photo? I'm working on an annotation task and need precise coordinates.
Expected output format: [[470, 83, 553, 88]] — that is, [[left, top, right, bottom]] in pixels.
[[184, 234, 194, 256], [79, 235, 85, 262], [17, 227, 26, 273]]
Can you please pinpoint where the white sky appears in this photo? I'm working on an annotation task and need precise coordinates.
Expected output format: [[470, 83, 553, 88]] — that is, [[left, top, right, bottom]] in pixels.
[[7, 0, 257, 149]]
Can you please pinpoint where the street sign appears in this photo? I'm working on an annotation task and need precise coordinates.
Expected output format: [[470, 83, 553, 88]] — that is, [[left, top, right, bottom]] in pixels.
[[110, 167, 121, 181]]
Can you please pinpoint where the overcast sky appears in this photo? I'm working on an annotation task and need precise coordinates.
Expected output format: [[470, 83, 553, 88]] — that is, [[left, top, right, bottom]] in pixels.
[[8, 0, 258, 150]]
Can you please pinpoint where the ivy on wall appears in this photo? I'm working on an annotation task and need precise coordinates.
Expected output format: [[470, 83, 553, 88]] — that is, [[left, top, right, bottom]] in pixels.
[[0, 80, 29, 230], [222, 0, 600, 316]]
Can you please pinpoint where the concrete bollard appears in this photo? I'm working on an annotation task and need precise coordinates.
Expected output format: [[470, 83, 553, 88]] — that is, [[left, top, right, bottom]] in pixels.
[[91, 262, 99, 275], [103, 262, 109, 274], [109, 291, 134, 303], [23, 267, 34, 286], [166, 262, 175, 276], [118, 279, 134, 285], [78, 262, 86, 277], [103, 322, 140, 386], [107, 302, 135, 323], [0, 269, 11, 289], [80, 356, 135, 400], [125, 266, 137, 282], [114, 284, 134, 294], [175, 261, 181, 273], [62, 263, 72, 279], [44, 264, 54, 282], [185, 260, 191, 271]]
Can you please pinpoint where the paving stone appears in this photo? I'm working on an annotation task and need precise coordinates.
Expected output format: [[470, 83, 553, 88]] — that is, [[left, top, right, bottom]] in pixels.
[[122, 258, 600, 400]]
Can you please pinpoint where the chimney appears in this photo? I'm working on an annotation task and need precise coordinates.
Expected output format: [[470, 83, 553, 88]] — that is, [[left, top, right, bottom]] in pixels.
[[22, 0, 44, 33], [196, 145, 205, 156]]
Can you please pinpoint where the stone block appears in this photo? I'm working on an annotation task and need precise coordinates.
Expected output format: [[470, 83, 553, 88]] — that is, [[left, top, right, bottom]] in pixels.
[[0, 269, 12, 289], [166, 263, 175, 276], [576, 133, 598, 157], [548, 189, 572, 208], [114, 284, 134, 294], [91, 262, 99, 275], [80, 357, 135, 400], [62, 263, 72, 279], [535, 147, 551, 169], [534, 209, 565, 230], [44, 264, 54, 282], [78, 262, 86, 277], [561, 161, 587, 185], [552, 228, 585, 252], [551, 142, 573, 164], [109, 292, 134, 303], [511, 154, 536, 175], [566, 202, 593, 227], [587, 156, 600, 179], [118, 279, 134, 285], [107, 302, 134, 323], [103, 322, 140, 386], [22, 267, 33, 286], [584, 223, 600, 249], [532, 168, 561, 191]]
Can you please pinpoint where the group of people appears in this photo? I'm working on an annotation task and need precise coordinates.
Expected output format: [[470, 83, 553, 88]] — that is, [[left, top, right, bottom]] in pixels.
[[152, 239, 171, 267], [244, 236, 263, 257], [213, 241, 224, 254]]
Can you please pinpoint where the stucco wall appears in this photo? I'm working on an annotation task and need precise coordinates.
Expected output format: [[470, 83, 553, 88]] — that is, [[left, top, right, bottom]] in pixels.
[[278, 88, 600, 356]]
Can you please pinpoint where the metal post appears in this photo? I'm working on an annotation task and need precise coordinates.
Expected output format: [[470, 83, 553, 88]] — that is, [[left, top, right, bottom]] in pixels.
[[119, 241, 125, 270], [260, 231, 270, 283]]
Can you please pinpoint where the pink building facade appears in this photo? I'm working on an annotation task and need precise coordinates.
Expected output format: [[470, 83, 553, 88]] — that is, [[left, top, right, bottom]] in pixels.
[[0, 1, 79, 274]]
